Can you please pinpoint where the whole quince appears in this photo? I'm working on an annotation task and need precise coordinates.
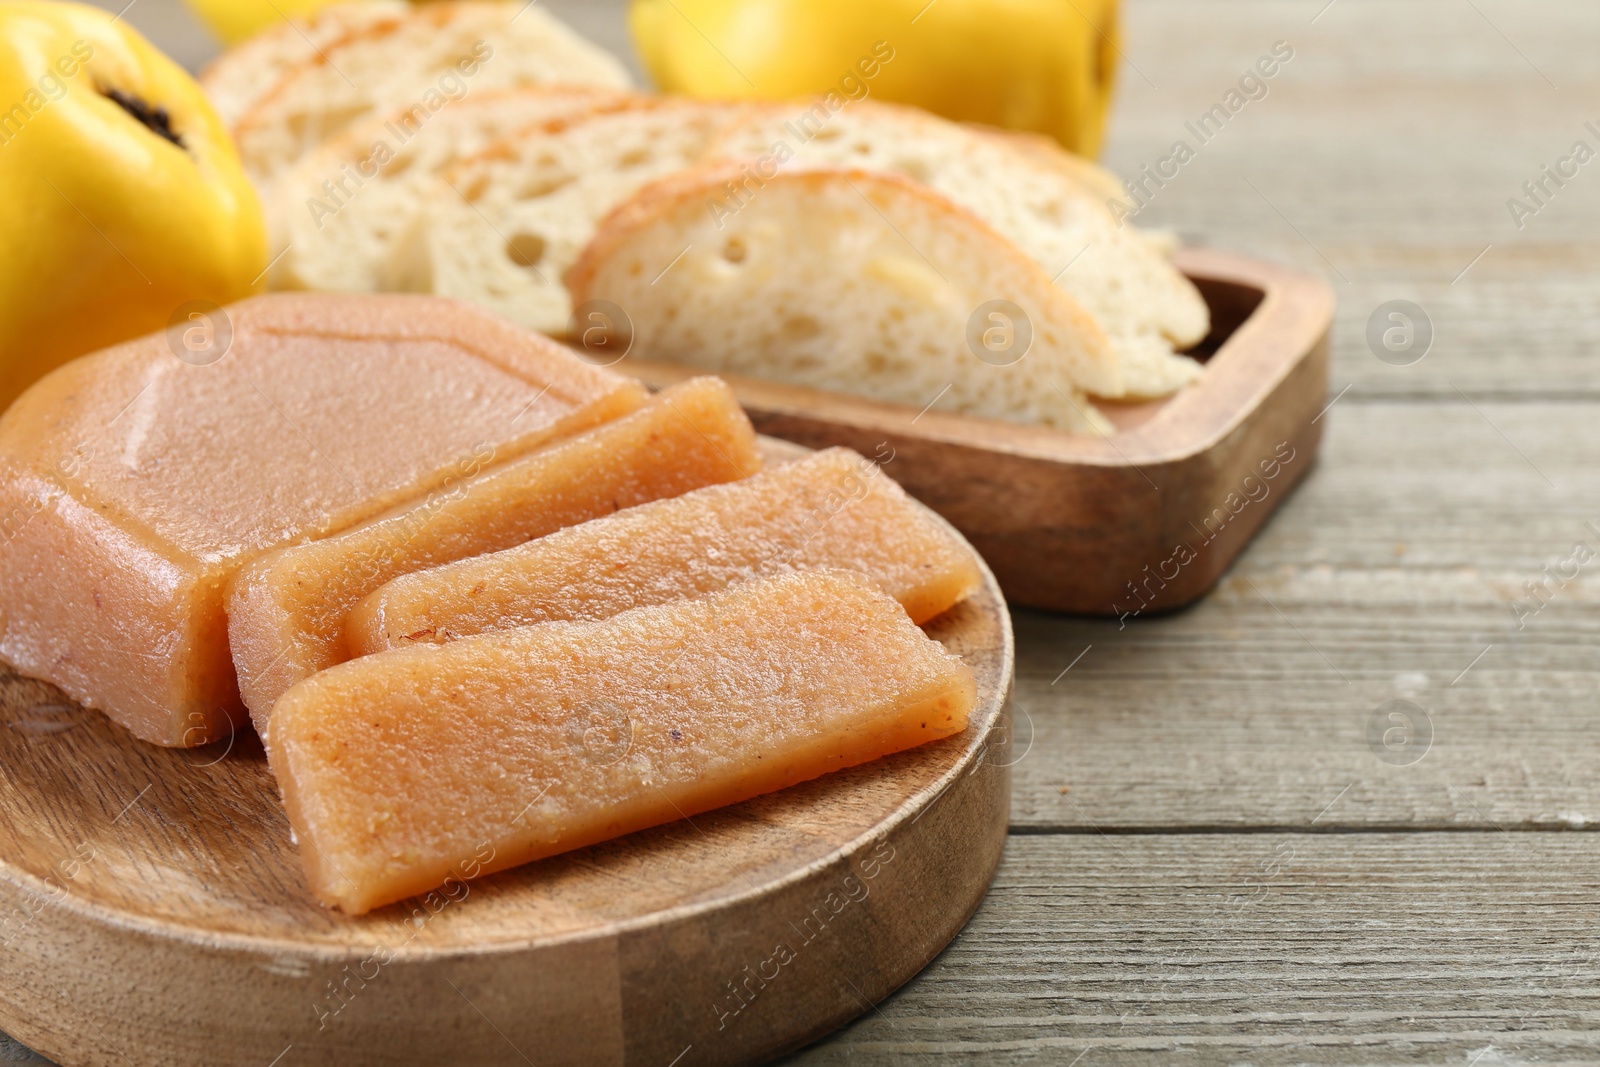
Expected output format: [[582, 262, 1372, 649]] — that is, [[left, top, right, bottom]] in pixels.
[[180, 0, 352, 46], [631, 0, 1119, 156], [0, 1, 265, 407]]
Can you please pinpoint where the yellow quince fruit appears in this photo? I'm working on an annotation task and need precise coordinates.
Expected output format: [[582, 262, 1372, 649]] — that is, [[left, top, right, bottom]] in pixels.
[[180, 0, 354, 47], [630, 0, 1119, 156], [0, 1, 265, 408]]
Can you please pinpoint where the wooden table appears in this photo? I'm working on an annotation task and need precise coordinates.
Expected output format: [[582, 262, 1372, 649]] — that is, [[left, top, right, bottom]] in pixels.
[[16, 0, 1599, 1063]]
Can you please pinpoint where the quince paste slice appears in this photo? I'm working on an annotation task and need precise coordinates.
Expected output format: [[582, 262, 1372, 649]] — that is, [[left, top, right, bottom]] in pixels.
[[0, 294, 642, 745], [347, 446, 981, 656], [269, 569, 977, 914], [228, 376, 761, 732]]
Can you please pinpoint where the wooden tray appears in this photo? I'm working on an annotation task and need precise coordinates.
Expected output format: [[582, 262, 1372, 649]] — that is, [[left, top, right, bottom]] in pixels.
[[0, 444, 1013, 1067], [630, 248, 1335, 615]]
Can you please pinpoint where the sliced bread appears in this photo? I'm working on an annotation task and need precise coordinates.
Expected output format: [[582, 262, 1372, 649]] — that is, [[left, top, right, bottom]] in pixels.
[[967, 123, 1131, 205], [231, 1, 633, 187], [708, 101, 1210, 398], [197, 1, 407, 130], [267, 86, 632, 291], [568, 164, 1120, 433], [405, 97, 740, 335]]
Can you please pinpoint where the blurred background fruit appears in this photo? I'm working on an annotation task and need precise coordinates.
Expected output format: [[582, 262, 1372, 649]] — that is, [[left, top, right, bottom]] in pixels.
[[179, 0, 349, 45], [0, 1, 266, 404], [630, 0, 1119, 157]]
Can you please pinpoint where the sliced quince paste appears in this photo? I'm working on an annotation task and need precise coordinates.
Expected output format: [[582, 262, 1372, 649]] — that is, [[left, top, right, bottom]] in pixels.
[[0, 294, 641, 746], [269, 569, 977, 914], [348, 447, 981, 659], [228, 377, 761, 733]]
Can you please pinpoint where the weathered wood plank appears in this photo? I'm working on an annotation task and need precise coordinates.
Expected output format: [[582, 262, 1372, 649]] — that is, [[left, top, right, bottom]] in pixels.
[[0, 1035, 44, 1066], [1108, 0, 1600, 400], [1006, 398, 1600, 832], [783, 832, 1600, 1065]]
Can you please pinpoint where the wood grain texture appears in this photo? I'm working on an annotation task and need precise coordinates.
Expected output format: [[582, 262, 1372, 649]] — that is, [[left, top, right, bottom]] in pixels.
[[0, 452, 1012, 1067], [1003, 398, 1600, 834], [1106, 0, 1600, 401], [783, 832, 1600, 1065]]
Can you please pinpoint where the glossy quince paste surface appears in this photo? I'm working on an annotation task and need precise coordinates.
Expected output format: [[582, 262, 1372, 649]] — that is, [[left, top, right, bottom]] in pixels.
[[270, 569, 978, 914], [0, 293, 640, 745], [229, 376, 761, 731], [348, 446, 982, 657]]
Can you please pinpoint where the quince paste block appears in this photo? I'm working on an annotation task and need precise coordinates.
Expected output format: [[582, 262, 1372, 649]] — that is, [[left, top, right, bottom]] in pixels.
[[269, 569, 977, 914], [0, 294, 643, 747], [228, 376, 762, 732], [348, 447, 981, 658]]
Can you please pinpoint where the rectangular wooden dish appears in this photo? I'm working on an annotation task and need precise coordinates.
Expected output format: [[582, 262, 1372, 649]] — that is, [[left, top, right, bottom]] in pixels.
[[629, 248, 1335, 616]]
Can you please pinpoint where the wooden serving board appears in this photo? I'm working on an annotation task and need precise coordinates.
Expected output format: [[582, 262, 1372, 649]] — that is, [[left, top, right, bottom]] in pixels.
[[0, 442, 1014, 1067], [630, 248, 1336, 615]]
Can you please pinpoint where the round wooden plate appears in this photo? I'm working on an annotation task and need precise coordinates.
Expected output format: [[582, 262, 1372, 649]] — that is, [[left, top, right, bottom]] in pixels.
[[0, 444, 1014, 1067]]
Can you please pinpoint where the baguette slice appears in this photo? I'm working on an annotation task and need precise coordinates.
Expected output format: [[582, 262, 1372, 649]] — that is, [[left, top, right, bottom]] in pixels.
[[709, 101, 1210, 398], [966, 125, 1130, 209], [346, 446, 982, 654], [569, 165, 1119, 432], [197, 1, 408, 130], [268, 87, 632, 291], [232, 1, 633, 186], [408, 97, 741, 335], [271, 569, 976, 913], [975, 122, 1191, 262]]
